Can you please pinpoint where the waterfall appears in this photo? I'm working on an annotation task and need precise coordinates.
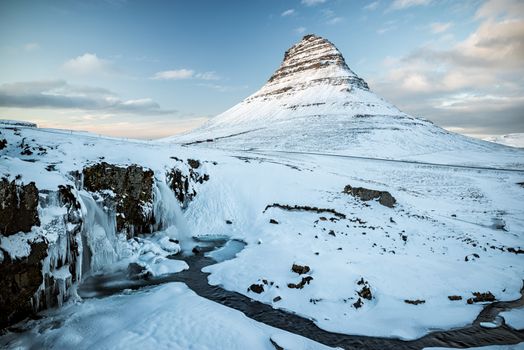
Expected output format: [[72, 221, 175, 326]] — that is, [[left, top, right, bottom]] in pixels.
[[153, 180, 194, 252], [78, 191, 120, 273]]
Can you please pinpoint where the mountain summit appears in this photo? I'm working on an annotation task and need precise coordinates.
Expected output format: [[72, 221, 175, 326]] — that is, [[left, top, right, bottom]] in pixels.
[[170, 35, 521, 165], [258, 34, 369, 98]]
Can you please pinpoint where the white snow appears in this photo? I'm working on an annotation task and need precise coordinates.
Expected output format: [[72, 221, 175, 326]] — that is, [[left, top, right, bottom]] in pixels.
[[1, 34, 523, 347], [501, 308, 524, 329], [485, 134, 524, 149], [0, 283, 335, 350]]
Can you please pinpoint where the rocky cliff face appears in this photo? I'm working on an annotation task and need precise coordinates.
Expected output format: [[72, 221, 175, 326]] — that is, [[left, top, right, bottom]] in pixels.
[[82, 162, 155, 237], [0, 179, 40, 236], [0, 159, 207, 329], [259, 34, 369, 100]]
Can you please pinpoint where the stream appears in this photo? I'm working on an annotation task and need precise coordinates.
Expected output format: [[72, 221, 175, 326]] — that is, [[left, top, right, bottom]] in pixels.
[[4, 237, 524, 350]]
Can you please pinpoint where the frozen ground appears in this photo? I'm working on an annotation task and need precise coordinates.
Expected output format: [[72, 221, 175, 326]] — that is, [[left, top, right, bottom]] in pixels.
[[485, 134, 524, 149], [1, 123, 524, 347], [1, 282, 333, 350]]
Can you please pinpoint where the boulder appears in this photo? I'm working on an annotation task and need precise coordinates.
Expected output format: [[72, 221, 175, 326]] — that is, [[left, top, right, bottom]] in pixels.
[[343, 185, 396, 208]]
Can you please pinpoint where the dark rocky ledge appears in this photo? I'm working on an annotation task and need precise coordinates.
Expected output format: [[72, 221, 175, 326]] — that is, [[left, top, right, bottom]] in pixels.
[[343, 185, 396, 208], [0, 178, 40, 236]]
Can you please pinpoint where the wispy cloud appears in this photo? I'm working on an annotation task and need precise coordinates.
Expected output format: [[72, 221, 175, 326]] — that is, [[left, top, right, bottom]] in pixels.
[[390, 0, 431, 11], [430, 22, 452, 34], [371, 0, 524, 135], [281, 9, 296, 17], [301, 0, 327, 7], [294, 26, 307, 34], [23, 42, 40, 52], [363, 1, 380, 11], [322, 9, 343, 25], [62, 53, 115, 76], [152, 69, 220, 81], [0, 80, 173, 116]]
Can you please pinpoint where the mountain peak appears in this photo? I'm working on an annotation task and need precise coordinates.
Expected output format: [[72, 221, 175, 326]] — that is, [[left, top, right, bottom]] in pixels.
[[259, 34, 369, 99]]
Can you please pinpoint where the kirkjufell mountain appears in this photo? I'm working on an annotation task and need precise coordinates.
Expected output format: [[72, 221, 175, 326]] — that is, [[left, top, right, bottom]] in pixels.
[[172, 34, 521, 167], [1, 34, 523, 349]]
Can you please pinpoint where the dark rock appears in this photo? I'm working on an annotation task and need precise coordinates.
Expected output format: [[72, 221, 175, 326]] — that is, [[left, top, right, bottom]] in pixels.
[[0, 179, 40, 236], [82, 162, 154, 236], [0, 240, 48, 329], [343, 185, 396, 208], [187, 159, 200, 169], [353, 297, 364, 309], [0, 138, 7, 150], [249, 283, 264, 294], [225, 220, 233, 225], [448, 295, 462, 301], [273, 296, 282, 302], [269, 219, 279, 224], [328, 230, 336, 236], [291, 264, 310, 275], [288, 276, 313, 289], [263, 203, 346, 219], [467, 291, 495, 304], [270, 338, 284, 350], [358, 286, 372, 300], [507, 247, 524, 254], [404, 299, 425, 305], [127, 262, 150, 280]]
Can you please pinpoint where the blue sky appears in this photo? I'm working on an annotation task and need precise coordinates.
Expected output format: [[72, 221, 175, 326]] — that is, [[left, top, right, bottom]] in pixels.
[[0, 0, 522, 138]]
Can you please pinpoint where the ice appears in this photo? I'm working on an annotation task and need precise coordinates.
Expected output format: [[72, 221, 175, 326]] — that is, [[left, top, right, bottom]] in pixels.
[[0, 283, 334, 350], [500, 308, 524, 330]]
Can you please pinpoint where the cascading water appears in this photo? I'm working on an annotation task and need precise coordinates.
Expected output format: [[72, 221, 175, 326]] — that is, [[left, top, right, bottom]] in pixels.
[[78, 191, 121, 273], [153, 180, 194, 252]]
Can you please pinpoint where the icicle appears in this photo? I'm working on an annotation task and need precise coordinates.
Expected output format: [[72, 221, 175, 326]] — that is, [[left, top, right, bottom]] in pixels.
[[78, 191, 121, 273], [153, 180, 194, 252]]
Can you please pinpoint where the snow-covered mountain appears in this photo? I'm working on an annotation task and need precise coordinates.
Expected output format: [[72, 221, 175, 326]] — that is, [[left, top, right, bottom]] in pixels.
[[485, 133, 524, 148], [1, 35, 524, 349], [170, 35, 522, 168]]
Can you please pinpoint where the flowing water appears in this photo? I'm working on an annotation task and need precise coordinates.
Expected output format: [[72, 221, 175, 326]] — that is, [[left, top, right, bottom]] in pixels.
[[73, 237, 524, 350]]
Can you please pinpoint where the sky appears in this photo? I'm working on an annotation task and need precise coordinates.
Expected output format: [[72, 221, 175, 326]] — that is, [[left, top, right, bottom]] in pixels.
[[0, 0, 522, 139]]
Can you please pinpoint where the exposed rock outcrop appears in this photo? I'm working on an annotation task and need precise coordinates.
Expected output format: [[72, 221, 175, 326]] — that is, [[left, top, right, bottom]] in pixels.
[[166, 159, 209, 204], [343, 185, 396, 208], [0, 178, 40, 236], [82, 162, 155, 236], [0, 186, 83, 329], [0, 240, 47, 328]]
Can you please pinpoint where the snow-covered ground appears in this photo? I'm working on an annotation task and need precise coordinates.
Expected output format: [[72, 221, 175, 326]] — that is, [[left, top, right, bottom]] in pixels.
[[1, 33, 524, 349], [1, 122, 524, 347], [485, 134, 524, 149], [1, 282, 333, 350]]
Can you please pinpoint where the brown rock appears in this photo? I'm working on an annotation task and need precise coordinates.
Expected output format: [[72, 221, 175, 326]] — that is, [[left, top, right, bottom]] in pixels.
[[291, 264, 310, 275], [0, 178, 40, 236], [343, 185, 396, 208]]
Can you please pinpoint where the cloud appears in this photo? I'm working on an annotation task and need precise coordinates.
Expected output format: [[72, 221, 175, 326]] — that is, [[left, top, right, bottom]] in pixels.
[[281, 9, 295, 17], [301, 0, 326, 7], [152, 69, 194, 80], [294, 26, 307, 34], [390, 0, 431, 10], [24, 43, 39, 52], [322, 9, 343, 25], [363, 1, 379, 11], [430, 22, 452, 33], [377, 20, 397, 34], [370, 0, 524, 135], [0, 80, 173, 116], [152, 69, 220, 81], [62, 53, 114, 75]]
